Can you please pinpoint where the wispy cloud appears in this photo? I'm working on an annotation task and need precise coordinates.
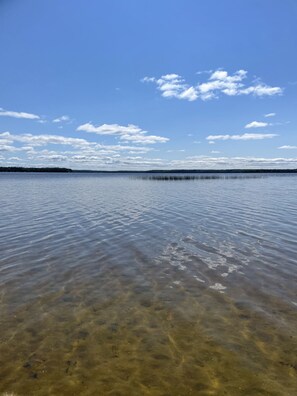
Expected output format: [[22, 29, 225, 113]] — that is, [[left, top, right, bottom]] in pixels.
[[8, 156, 21, 161], [53, 115, 71, 123], [196, 69, 213, 75], [278, 145, 297, 149], [240, 85, 281, 96], [264, 113, 276, 118], [0, 131, 90, 148], [206, 133, 278, 141], [245, 121, 269, 129], [142, 69, 283, 101], [0, 107, 40, 120], [170, 156, 297, 169], [77, 123, 169, 144]]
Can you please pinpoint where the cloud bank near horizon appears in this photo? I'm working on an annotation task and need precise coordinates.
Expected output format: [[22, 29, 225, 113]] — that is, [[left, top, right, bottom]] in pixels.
[[1, 130, 296, 170]]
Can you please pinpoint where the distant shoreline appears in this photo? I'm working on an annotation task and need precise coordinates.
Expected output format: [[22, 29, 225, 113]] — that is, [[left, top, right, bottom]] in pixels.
[[1, 166, 297, 174]]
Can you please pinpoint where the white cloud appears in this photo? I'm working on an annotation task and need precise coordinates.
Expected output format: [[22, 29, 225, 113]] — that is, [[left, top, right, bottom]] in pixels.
[[8, 157, 21, 161], [170, 156, 297, 170], [94, 143, 152, 153], [37, 154, 68, 161], [241, 85, 282, 96], [211, 150, 220, 154], [53, 115, 71, 123], [278, 145, 297, 149], [1, 140, 297, 171], [142, 69, 283, 101], [78, 123, 141, 135], [206, 133, 278, 141], [77, 123, 169, 144], [0, 131, 154, 158], [245, 121, 268, 129], [265, 113, 276, 118], [0, 136, 12, 146], [198, 69, 248, 100], [196, 70, 213, 75], [142, 73, 197, 101], [178, 86, 198, 101], [0, 145, 16, 152], [141, 76, 156, 83], [0, 132, 90, 148], [0, 108, 40, 120]]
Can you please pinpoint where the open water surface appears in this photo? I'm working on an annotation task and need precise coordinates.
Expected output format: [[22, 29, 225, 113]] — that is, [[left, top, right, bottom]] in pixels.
[[0, 172, 296, 395]]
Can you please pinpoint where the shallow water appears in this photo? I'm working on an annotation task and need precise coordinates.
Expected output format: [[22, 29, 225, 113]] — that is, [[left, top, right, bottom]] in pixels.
[[0, 172, 296, 395]]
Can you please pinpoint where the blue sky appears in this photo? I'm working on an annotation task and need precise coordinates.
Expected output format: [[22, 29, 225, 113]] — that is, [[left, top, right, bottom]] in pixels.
[[0, 0, 297, 169]]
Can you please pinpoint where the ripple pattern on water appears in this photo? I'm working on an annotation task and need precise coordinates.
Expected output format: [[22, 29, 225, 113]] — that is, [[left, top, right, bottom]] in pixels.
[[0, 173, 296, 395]]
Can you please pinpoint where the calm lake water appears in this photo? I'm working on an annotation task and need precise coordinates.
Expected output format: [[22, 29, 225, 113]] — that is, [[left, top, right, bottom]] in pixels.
[[0, 172, 296, 395]]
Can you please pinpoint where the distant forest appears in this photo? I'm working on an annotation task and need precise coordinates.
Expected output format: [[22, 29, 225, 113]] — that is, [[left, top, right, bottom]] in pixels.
[[0, 167, 72, 172], [0, 166, 297, 173]]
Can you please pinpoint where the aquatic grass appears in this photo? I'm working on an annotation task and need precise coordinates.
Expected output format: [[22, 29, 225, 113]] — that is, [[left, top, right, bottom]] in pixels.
[[136, 174, 266, 181]]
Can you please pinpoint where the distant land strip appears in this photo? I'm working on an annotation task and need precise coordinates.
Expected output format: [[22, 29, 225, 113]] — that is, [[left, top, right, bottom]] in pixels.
[[0, 166, 73, 172], [1, 166, 297, 173]]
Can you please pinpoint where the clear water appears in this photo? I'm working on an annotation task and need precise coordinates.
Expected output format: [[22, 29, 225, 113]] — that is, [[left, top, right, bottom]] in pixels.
[[0, 173, 296, 395]]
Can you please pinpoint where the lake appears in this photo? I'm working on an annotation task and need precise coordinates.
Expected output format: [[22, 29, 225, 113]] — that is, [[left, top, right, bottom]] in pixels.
[[0, 172, 296, 395]]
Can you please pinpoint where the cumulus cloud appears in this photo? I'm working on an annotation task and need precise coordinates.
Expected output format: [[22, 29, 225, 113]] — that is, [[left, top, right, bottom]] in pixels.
[[245, 121, 269, 129], [142, 69, 283, 101], [142, 74, 198, 101], [0, 107, 40, 120], [265, 113, 276, 118], [278, 145, 297, 149], [77, 123, 169, 144], [206, 133, 278, 141]]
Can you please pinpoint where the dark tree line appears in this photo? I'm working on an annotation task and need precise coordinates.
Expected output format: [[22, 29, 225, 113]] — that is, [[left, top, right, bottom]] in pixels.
[[0, 167, 72, 172], [0, 166, 296, 174]]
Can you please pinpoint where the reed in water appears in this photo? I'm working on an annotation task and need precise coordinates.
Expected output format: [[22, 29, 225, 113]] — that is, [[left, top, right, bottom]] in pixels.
[[137, 174, 265, 181]]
